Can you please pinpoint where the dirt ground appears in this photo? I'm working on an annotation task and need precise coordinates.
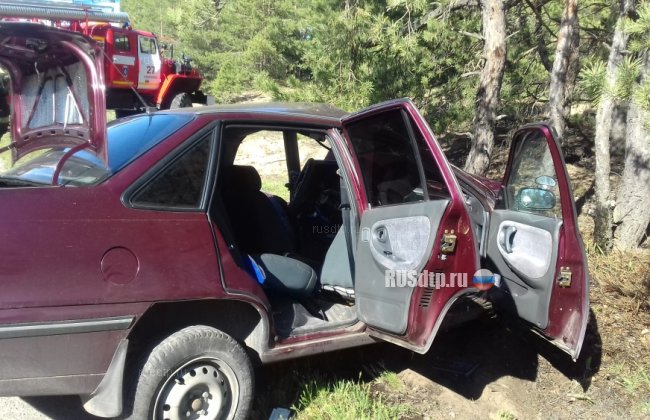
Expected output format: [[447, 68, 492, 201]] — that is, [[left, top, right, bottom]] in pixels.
[[252, 287, 648, 419], [250, 119, 650, 419]]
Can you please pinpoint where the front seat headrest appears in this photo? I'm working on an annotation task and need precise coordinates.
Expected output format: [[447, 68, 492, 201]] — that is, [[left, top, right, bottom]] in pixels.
[[225, 165, 262, 192]]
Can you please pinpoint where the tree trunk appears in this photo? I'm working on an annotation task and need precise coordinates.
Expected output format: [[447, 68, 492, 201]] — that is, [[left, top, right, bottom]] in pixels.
[[612, 51, 650, 249], [548, 0, 579, 141], [593, 0, 635, 250], [464, 0, 506, 176]]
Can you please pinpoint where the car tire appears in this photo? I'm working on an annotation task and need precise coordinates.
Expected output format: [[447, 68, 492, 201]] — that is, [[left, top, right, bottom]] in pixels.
[[169, 92, 193, 109], [123, 325, 253, 420]]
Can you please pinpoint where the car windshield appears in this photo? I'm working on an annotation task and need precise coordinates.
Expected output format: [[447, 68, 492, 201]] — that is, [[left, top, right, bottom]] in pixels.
[[0, 113, 194, 186]]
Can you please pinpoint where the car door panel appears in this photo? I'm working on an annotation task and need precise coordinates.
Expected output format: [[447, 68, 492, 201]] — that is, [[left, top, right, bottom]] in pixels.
[[488, 210, 561, 329], [356, 200, 449, 334], [340, 99, 477, 352], [488, 124, 589, 360], [137, 35, 162, 90]]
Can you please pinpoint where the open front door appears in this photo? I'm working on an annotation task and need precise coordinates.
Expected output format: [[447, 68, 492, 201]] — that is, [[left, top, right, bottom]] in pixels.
[[137, 35, 162, 90], [488, 124, 589, 360], [340, 99, 478, 353]]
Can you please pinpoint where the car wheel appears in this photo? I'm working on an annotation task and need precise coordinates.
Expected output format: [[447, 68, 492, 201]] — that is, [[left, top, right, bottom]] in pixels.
[[124, 326, 253, 420], [169, 92, 193, 109]]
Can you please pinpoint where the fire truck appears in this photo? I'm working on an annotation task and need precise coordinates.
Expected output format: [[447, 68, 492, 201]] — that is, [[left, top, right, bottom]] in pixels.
[[0, 0, 211, 118]]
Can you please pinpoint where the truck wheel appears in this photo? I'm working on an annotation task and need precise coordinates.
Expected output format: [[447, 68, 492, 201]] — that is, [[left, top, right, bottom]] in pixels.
[[124, 326, 253, 420], [169, 92, 193, 109]]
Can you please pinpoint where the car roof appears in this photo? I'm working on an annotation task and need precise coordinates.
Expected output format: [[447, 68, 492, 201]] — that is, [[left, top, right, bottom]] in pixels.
[[159, 102, 349, 124]]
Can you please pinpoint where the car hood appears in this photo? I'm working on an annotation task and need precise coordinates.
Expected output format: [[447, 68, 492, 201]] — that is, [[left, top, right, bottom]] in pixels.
[[0, 22, 107, 163]]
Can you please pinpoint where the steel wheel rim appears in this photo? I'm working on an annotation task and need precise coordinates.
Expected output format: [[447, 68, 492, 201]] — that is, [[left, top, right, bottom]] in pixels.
[[153, 356, 239, 420]]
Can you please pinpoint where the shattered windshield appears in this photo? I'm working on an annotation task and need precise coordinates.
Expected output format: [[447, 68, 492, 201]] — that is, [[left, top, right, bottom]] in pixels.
[[0, 113, 193, 186]]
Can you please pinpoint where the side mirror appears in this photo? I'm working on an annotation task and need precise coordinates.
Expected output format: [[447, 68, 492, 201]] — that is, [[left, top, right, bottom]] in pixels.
[[535, 175, 557, 188], [516, 187, 556, 211]]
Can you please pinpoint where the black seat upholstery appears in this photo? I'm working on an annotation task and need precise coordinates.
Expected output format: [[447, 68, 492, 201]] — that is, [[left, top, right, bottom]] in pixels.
[[253, 253, 318, 298], [289, 159, 340, 215], [221, 165, 325, 298], [288, 159, 341, 261], [222, 165, 295, 255]]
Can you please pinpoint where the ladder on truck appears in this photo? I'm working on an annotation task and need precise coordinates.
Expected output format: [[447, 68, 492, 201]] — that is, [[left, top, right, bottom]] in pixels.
[[0, 0, 130, 34]]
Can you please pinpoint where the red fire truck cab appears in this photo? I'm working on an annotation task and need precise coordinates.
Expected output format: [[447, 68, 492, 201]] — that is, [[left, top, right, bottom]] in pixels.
[[90, 23, 211, 116]]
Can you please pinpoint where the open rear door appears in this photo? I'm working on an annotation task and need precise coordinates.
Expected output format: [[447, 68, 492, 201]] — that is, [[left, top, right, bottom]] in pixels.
[[487, 124, 589, 360], [340, 99, 478, 353]]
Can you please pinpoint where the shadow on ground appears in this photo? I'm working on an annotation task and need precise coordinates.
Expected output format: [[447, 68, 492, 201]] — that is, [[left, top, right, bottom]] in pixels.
[[19, 395, 95, 419], [252, 311, 602, 418]]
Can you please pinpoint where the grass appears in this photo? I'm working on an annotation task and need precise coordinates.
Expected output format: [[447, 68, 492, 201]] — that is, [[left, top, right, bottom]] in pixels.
[[261, 177, 290, 201], [253, 363, 414, 420], [497, 410, 518, 420], [606, 363, 650, 415], [610, 364, 650, 394], [374, 370, 403, 392], [579, 211, 650, 309], [642, 401, 650, 415], [293, 377, 413, 420]]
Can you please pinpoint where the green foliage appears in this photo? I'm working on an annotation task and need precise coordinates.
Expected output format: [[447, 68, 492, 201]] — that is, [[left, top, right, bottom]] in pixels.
[[119, 0, 624, 130], [627, 2, 650, 52], [578, 59, 607, 104], [579, 2, 650, 111], [615, 56, 642, 103]]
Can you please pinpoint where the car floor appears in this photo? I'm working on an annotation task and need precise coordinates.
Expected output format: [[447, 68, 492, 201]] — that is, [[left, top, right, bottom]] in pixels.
[[270, 295, 357, 337]]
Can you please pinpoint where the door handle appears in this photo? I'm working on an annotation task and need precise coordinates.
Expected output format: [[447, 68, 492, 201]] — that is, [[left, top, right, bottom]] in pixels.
[[373, 226, 396, 259], [375, 226, 388, 243], [502, 226, 517, 253]]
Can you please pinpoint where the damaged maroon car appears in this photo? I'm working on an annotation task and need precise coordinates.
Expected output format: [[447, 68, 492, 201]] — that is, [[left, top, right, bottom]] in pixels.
[[0, 22, 589, 419]]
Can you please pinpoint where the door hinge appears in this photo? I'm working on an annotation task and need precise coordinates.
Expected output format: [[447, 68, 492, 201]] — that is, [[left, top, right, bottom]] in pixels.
[[558, 267, 572, 288], [441, 230, 457, 255]]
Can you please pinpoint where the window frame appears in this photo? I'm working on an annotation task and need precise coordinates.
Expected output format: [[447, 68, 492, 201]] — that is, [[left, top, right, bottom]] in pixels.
[[344, 108, 431, 209], [113, 34, 131, 52], [139, 37, 157, 55], [123, 123, 219, 212], [504, 130, 563, 219]]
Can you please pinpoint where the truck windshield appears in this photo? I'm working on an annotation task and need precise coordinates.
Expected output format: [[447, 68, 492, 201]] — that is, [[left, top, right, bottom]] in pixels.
[[0, 113, 194, 186]]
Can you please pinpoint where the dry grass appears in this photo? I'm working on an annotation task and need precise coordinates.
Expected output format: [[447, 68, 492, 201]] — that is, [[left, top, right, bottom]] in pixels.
[[579, 214, 650, 310]]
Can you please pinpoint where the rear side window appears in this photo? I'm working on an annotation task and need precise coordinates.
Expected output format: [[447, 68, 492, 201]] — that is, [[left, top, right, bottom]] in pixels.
[[107, 113, 193, 172], [130, 133, 213, 210], [114, 35, 130, 52], [345, 109, 426, 207]]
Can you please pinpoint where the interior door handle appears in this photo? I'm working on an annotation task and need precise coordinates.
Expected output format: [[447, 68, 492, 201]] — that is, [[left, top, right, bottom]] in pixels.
[[502, 226, 517, 253], [375, 226, 388, 243]]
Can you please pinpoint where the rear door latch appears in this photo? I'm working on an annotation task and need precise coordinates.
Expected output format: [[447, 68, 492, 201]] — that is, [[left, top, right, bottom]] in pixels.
[[441, 230, 457, 255], [558, 267, 572, 287]]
